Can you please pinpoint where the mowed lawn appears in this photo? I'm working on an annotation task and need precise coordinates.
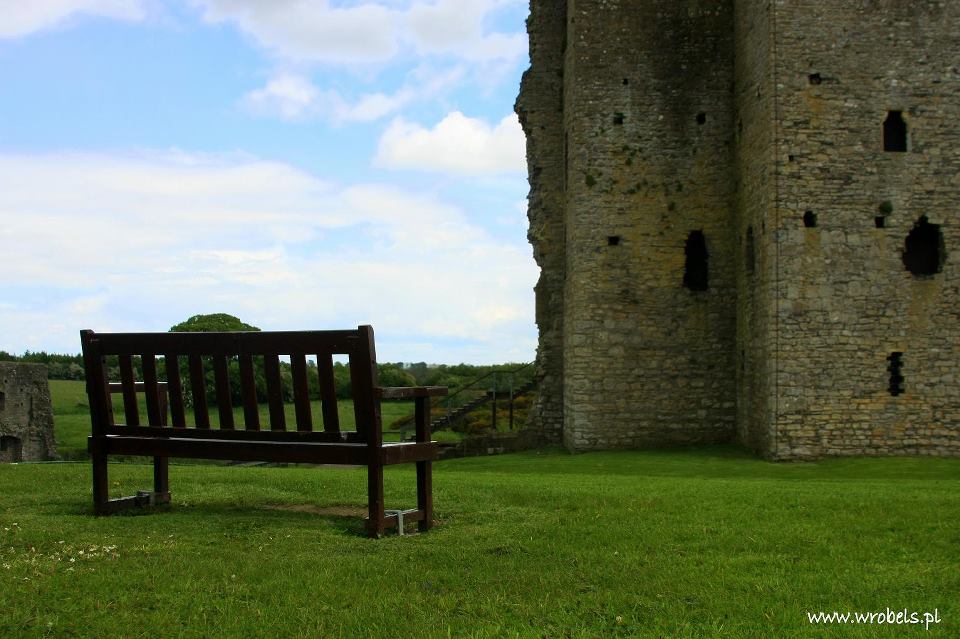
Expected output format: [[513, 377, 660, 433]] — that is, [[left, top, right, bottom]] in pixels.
[[1, 447, 957, 638]]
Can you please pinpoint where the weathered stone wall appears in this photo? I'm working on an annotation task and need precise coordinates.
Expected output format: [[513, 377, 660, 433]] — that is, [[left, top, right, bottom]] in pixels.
[[766, 0, 960, 458], [734, 0, 779, 455], [516, 0, 568, 445], [561, 0, 738, 450], [0, 363, 57, 462], [521, 0, 960, 459]]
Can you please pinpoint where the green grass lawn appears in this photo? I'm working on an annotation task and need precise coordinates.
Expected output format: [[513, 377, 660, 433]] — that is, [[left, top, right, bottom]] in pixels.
[[1, 448, 957, 637], [49, 380, 457, 459]]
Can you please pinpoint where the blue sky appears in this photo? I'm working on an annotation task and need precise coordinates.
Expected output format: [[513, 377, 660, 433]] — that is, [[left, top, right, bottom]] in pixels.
[[0, 0, 536, 364]]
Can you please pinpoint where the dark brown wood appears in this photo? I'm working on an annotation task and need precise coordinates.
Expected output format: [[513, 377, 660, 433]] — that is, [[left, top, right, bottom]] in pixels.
[[141, 355, 162, 425], [212, 355, 234, 430], [164, 355, 187, 428], [263, 354, 286, 431], [118, 354, 140, 426], [92, 330, 363, 357], [238, 354, 260, 430], [80, 325, 442, 537], [100, 435, 371, 465], [318, 354, 340, 433], [415, 396, 434, 532], [106, 425, 350, 443], [188, 354, 210, 429], [153, 456, 169, 495], [290, 353, 313, 432], [81, 331, 112, 515]]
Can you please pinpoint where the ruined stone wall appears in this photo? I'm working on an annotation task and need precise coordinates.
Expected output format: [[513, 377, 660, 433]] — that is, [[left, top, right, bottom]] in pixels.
[[766, 0, 960, 458], [0, 363, 57, 462], [520, 0, 960, 459], [561, 0, 738, 450], [734, 0, 779, 455], [516, 0, 567, 444]]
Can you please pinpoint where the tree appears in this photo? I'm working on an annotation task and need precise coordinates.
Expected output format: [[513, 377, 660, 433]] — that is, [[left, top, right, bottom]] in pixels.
[[167, 314, 262, 406], [169, 313, 260, 333]]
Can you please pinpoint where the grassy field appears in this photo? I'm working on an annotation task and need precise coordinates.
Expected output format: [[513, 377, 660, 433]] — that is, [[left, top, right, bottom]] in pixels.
[[1, 447, 957, 637], [49, 380, 457, 459]]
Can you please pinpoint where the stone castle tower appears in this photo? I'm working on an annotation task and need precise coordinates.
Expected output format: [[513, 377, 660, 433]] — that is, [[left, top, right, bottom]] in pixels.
[[516, 0, 960, 459]]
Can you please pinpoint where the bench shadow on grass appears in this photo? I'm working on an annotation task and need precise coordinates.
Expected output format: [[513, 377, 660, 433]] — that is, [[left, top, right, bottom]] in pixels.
[[98, 502, 374, 536]]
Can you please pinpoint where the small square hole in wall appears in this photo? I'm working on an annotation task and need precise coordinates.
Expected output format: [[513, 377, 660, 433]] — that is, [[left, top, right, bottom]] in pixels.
[[808, 73, 822, 85], [613, 113, 624, 125], [608, 235, 621, 246], [622, 78, 629, 85], [788, 155, 795, 162], [803, 211, 817, 228], [696, 112, 706, 125], [875, 216, 886, 228]]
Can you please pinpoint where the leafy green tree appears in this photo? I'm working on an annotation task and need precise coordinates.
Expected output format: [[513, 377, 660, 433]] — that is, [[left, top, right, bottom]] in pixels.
[[169, 313, 260, 333]]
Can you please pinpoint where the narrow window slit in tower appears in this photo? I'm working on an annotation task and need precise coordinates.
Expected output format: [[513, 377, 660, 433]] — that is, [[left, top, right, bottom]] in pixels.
[[902, 216, 944, 276], [607, 235, 621, 247], [746, 227, 756, 275], [883, 111, 907, 152], [683, 230, 708, 291], [803, 210, 817, 228], [887, 352, 904, 396]]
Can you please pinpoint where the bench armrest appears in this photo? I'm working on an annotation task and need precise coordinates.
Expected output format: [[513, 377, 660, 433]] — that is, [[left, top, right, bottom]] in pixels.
[[374, 386, 448, 400]]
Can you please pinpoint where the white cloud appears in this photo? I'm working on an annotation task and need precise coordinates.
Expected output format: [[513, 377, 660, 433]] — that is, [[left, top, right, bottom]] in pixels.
[[0, 150, 536, 362], [242, 66, 463, 123], [406, 0, 527, 62], [0, 0, 147, 38], [193, 0, 526, 65], [374, 111, 526, 174]]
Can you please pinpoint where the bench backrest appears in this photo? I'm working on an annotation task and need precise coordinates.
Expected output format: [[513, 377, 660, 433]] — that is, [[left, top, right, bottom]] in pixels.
[[80, 325, 382, 445]]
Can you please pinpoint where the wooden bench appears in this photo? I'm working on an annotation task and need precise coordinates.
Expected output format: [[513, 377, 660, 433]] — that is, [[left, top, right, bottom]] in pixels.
[[80, 325, 446, 537]]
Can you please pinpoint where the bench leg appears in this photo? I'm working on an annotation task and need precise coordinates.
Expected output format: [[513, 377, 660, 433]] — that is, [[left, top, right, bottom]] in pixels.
[[417, 460, 433, 533], [366, 462, 386, 538], [153, 456, 171, 505], [92, 447, 109, 516]]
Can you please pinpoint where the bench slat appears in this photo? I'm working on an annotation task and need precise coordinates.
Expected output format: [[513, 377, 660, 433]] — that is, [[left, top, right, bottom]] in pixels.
[[95, 435, 435, 465], [212, 355, 235, 430], [318, 354, 340, 434], [238, 354, 260, 431], [91, 331, 364, 357], [142, 354, 162, 425], [188, 354, 210, 429], [290, 353, 313, 432], [118, 354, 140, 426], [105, 425, 354, 443], [164, 354, 187, 428], [263, 354, 286, 431]]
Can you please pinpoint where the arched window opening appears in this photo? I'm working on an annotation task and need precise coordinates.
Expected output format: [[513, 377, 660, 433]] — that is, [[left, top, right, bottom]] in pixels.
[[883, 111, 907, 152], [887, 352, 904, 396], [0, 436, 23, 463], [902, 216, 944, 276], [683, 231, 709, 291]]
